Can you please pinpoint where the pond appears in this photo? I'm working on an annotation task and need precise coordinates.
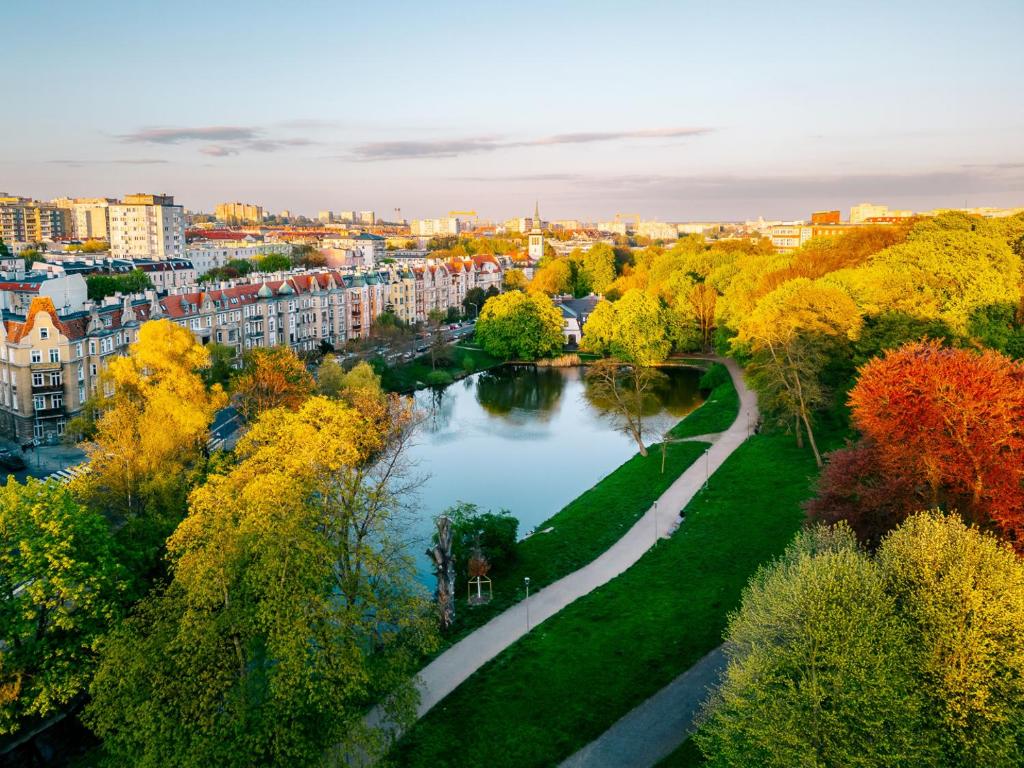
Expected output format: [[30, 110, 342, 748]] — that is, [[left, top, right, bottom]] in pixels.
[[405, 364, 705, 580]]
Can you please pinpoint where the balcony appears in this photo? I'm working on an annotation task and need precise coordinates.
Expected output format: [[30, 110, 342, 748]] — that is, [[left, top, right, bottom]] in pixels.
[[31, 381, 64, 394], [30, 360, 61, 372]]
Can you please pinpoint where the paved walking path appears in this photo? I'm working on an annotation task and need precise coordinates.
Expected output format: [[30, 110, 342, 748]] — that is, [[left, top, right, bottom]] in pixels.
[[368, 357, 757, 743], [559, 646, 726, 768]]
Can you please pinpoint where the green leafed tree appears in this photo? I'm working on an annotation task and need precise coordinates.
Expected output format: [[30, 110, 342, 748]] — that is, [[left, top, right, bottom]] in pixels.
[[0, 479, 127, 736], [475, 291, 564, 361], [580, 289, 670, 365]]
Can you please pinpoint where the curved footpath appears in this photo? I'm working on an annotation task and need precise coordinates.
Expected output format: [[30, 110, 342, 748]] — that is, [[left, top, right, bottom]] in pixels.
[[368, 357, 758, 745]]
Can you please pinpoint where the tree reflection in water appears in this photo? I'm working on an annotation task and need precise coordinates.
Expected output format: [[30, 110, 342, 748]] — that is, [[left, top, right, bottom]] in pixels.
[[475, 365, 566, 422]]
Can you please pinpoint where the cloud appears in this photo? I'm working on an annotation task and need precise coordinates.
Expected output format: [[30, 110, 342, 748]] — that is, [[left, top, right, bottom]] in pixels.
[[118, 125, 318, 157], [120, 126, 259, 144], [47, 159, 170, 167], [351, 127, 713, 161]]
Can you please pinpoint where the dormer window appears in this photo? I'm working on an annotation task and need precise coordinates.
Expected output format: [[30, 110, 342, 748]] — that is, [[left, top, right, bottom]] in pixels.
[[39, 327, 49, 340]]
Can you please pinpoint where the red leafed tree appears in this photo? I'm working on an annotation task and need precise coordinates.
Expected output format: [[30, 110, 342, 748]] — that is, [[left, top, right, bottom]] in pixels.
[[848, 341, 1024, 550], [805, 439, 920, 549]]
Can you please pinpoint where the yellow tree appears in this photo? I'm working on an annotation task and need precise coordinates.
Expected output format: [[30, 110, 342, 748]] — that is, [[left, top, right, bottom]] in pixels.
[[581, 290, 669, 365], [736, 279, 862, 466], [528, 259, 572, 295], [76, 319, 226, 526], [86, 396, 436, 766]]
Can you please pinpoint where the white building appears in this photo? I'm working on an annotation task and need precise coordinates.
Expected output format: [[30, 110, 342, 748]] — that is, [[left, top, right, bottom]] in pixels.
[[318, 210, 334, 223], [528, 202, 544, 261], [186, 241, 289, 275], [357, 210, 375, 225], [108, 193, 185, 260], [637, 220, 679, 241], [410, 217, 461, 237], [68, 198, 114, 240]]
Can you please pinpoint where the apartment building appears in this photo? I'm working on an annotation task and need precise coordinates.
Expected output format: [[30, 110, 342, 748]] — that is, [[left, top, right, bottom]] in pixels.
[[769, 223, 855, 253], [0, 293, 156, 441], [214, 201, 263, 225], [410, 217, 461, 237], [186, 241, 288, 274], [109, 194, 185, 259], [0, 197, 70, 244], [636, 220, 679, 241], [357, 211, 375, 225]]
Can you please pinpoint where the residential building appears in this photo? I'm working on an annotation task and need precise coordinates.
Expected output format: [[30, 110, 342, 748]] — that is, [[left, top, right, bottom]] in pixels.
[[70, 198, 115, 240], [0, 197, 70, 244], [338, 211, 356, 223], [0, 273, 88, 315], [553, 295, 602, 347], [108, 193, 185, 260], [186, 241, 288, 274], [770, 223, 856, 253], [318, 210, 334, 223], [215, 202, 264, 225], [410, 217, 461, 237], [503, 217, 532, 233], [357, 210, 376, 225], [637, 220, 679, 241]]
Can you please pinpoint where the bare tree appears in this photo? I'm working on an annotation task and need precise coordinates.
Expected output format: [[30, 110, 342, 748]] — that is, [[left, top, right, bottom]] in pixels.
[[585, 357, 667, 456]]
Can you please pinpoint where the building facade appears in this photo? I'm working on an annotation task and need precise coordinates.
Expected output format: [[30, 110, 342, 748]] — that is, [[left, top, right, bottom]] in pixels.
[[215, 202, 264, 225], [0, 197, 70, 244], [109, 194, 185, 260]]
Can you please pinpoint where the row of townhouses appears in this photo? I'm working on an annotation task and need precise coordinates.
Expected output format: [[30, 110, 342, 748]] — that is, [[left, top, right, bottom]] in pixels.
[[0, 256, 504, 442]]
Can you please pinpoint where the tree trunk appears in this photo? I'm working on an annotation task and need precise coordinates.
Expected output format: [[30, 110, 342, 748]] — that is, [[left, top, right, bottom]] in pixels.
[[794, 413, 804, 448], [800, 406, 823, 468]]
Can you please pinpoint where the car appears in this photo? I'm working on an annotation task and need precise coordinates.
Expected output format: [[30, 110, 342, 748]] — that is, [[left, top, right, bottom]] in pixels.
[[0, 449, 26, 471]]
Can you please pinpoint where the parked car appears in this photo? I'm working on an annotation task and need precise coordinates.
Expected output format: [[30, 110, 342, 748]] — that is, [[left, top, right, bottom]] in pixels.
[[0, 449, 26, 471]]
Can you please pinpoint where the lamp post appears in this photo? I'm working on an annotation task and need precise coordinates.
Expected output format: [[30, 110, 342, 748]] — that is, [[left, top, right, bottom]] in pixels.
[[524, 576, 531, 631], [468, 301, 479, 321]]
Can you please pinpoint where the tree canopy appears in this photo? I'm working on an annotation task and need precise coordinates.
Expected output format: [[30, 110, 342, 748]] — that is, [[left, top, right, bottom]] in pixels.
[[581, 290, 669, 365], [475, 291, 564, 361], [232, 346, 314, 420]]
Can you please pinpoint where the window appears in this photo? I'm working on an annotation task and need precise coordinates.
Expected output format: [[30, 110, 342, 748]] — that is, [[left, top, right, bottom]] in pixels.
[[90, 364, 97, 376], [77, 365, 83, 382], [49, 372, 61, 386], [39, 327, 49, 340], [75, 342, 83, 358], [49, 349, 60, 363], [78, 385, 85, 404], [33, 395, 45, 411], [88, 340, 96, 354], [32, 373, 43, 387], [51, 394, 63, 409], [31, 350, 41, 363]]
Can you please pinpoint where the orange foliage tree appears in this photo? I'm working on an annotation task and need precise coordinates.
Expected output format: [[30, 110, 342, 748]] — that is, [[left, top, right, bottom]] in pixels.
[[232, 346, 314, 420], [849, 341, 1024, 549]]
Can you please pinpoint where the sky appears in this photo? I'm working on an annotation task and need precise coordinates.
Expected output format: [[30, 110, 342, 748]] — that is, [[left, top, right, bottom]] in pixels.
[[4, 0, 1023, 221]]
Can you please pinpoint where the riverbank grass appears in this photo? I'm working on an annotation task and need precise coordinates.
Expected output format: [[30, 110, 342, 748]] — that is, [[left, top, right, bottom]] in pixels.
[[393, 426, 833, 767], [377, 345, 502, 392]]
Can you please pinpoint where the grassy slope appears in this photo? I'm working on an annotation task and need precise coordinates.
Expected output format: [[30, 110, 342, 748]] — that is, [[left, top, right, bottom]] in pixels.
[[656, 738, 705, 767], [440, 365, 738, 642], [393, 428, 830, 767], [668, 365, 740, 439]]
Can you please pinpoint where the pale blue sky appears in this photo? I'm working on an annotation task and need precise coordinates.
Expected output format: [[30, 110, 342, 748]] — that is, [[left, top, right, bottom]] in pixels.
[[4, 0, 1023, 220]]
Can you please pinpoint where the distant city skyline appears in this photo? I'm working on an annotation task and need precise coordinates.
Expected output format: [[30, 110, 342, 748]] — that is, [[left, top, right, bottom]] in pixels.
[[4, 0, 1023, 220]]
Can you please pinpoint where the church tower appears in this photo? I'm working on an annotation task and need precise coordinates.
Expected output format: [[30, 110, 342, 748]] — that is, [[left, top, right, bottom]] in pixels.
[[528, 201, 544, 261]]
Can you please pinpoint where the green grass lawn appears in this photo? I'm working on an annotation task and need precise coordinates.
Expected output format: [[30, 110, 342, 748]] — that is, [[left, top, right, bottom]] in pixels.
[[668, 364, 739, 439], [392, 426, 833, 767]]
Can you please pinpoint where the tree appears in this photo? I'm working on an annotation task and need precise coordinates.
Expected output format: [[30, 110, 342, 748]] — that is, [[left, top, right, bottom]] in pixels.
[[255, 252, 293, 272], [462, 287, 487, 319], [85, 396, 437, 767], [75, 320, 227, 535], [696, 524, 934, 768], [442, 502, 519, 589], [291, 244, 326, 269], [0, 239, 10, 258], [316, 353, 347, 398], [528, 258, 572, 295], [0, 480, 127, 737], [475, 291, 564, 361], [805, 439, 920, 549], [204, 342, 236, 390], [688, 282, 717, 351], [580, 290, 670, 365], [848, 341, 1024, 549], [581, 243, 616, 294], [735, 279, 862, 466], [585, 357, 667, 456], [232, 346, 314, 421], [86, 269, 155, 301], [876, 512, 1024, 766], [503, 268, 527, 292]]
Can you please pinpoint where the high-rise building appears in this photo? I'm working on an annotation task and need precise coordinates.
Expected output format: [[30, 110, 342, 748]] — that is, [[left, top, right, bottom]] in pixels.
[[108, 193, 185, 260], [0, 196, 70, 244], [215, 201, 264, 225], [337, 211, 356, 223], [850, 202, 889, 224], [358, 210, 375, 225], [318, 210, 334, 223]]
